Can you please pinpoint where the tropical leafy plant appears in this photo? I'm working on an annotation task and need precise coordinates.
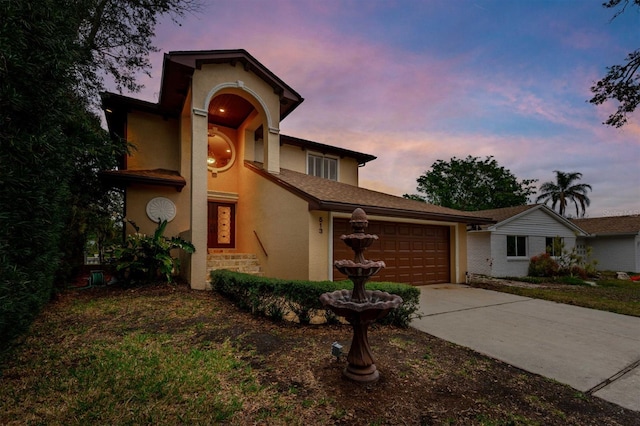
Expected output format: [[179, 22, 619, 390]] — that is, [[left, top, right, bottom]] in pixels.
[[113, 220, 195, 284]]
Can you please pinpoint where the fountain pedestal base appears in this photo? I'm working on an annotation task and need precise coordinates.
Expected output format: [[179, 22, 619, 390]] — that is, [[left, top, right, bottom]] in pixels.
[[344, 314, 379, 383], [344, 363, 379, 382]]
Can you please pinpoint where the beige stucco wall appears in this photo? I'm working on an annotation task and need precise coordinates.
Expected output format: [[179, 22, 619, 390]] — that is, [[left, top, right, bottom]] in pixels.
[[237, 166, 310, 279], [279, 144, 306, 173], [122, 109, 189, 242], [454, 223, 468, 284], [308, 211, 331, 281], [339, 157, 359, 186], [126, 112, 179, 170], [124, 186, 189, 237]]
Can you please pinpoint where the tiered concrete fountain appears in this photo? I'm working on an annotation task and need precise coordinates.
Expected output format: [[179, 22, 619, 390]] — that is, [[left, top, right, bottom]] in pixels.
[[320, 208, 403, 382]]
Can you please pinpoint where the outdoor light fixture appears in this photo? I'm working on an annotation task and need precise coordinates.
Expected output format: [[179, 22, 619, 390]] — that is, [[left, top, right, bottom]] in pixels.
[[331, 341, 343, 360]]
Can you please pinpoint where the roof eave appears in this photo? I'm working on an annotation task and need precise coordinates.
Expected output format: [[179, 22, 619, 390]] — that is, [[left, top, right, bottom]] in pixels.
[[316, 202, 495, 224], [99, 169, 186, 192]]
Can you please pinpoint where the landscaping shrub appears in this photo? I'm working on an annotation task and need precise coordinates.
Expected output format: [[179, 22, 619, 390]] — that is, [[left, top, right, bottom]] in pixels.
[[210, 270, 420, 328], [528, 253, 559, 277], [112, 220, 195, 285]]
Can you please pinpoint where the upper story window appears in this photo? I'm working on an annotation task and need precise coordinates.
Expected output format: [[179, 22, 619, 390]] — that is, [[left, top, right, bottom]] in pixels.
[[308, 153, 338, 181], [207, 130, 235, 174], [507, 235, 527, 257], [545, 237, 564, 257]]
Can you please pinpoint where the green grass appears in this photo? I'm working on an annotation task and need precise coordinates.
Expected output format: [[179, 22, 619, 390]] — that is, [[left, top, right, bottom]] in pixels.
[[478, 278, 640, 317], [0, 290, 276, 425]]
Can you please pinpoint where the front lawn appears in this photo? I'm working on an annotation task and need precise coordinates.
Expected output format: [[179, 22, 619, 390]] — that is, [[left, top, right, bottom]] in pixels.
[[469, 277, 640, 317], [1, 283, 638, 425]]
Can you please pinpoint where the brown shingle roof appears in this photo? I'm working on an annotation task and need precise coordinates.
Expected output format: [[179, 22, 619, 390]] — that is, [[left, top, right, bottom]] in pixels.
[[471, 204, 539, 223], [571, 215, 640, 235], [247, 162, 493, 224]]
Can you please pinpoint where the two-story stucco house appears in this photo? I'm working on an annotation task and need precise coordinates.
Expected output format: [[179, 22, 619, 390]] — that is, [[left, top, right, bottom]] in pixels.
[[101, 49, 491, 289]]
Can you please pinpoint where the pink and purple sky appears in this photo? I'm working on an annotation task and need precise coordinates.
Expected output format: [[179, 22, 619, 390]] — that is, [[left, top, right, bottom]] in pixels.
[[125, 0, 639, 217]]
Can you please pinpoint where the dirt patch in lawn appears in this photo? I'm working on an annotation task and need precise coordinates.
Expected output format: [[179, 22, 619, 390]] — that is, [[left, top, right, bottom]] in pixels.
[[2, 282, 638, 425]]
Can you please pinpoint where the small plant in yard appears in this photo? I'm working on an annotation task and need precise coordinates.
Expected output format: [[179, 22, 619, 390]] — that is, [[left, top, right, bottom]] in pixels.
[[528, 253, 559, 277], [113, 219, 195, 284], [528, 240, 597, 281]]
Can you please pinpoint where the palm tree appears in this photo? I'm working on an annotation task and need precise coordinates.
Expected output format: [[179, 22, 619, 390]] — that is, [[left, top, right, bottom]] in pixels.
[[536, 171, 592, 217]]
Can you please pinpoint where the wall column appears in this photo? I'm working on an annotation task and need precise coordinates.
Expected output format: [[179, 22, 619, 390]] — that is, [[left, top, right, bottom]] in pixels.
[[265, 126, 280, 174], [190, 107, 209, 289]]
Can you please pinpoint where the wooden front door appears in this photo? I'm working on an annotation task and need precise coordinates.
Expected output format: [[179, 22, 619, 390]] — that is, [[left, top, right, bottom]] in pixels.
[[208, 202, 236, 249]]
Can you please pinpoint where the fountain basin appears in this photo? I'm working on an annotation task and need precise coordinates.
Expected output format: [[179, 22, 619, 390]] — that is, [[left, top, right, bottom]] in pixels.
[[340, 233, 378, 251], [334, 259, 386, 278], [320, 289, 403, 319]]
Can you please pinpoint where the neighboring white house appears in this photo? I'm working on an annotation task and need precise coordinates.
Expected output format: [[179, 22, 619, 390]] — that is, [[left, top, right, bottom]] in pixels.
[[467, 204, 587, 277], [571, 215, 640, 273]]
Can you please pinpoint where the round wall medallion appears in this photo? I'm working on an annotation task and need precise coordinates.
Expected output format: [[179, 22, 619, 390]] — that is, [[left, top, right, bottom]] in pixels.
[[146, 197, 177, 223]]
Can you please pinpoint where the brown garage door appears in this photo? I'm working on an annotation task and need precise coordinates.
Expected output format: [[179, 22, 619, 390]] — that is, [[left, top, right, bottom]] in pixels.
[[333, 219, 450, 286]]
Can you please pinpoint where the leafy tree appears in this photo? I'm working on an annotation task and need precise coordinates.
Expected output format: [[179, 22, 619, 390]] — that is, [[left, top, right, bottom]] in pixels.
[[402, 193, 427, 202], [589, 0, 640, 127], [73, 0, 200, 104], [406, 156, 537, 211], [0, 0, 196, 346], [535, 171, 592, 218]]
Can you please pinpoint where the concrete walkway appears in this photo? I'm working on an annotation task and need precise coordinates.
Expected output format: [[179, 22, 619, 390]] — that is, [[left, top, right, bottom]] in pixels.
[[411, 284, 640, 412]]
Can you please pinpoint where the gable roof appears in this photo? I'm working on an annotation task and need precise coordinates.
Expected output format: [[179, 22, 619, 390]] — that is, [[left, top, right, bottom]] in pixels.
[[102, 49, 305, 137], [280, 134, 376, 166], [571, 215, 640, 236], [160, 49, 304, 119], [471, 204, 587, 234], [247, 162, 493, 224]]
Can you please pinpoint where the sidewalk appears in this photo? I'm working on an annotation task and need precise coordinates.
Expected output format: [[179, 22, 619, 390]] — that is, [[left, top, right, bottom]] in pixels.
[[411, 284, 640, 412]]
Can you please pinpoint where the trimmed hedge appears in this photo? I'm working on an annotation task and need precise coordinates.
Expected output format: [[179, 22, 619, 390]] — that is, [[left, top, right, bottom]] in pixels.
[[210, 270, 420, 328]]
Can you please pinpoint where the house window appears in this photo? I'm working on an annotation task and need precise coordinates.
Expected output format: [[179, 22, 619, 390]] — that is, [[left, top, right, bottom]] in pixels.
[[545, 237, 564, 257], [507, 235, 527, 257], [207, 129, 235, 174], [308, 153, 337, 180]]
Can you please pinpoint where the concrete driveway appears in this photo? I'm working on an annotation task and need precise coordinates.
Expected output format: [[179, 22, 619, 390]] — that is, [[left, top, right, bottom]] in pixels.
[[411, 284, 640, 412]]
